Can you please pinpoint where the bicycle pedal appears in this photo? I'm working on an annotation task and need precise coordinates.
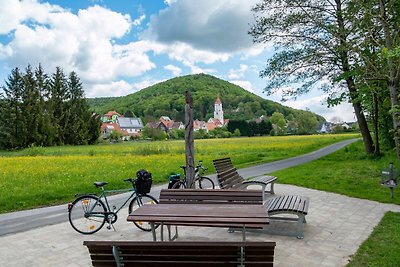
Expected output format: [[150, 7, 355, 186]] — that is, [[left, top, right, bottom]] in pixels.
[[107, 226, 111, 230]]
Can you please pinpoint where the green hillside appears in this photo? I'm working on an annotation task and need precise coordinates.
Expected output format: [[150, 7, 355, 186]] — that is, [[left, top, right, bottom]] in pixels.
[[88, 73, 325, 123]]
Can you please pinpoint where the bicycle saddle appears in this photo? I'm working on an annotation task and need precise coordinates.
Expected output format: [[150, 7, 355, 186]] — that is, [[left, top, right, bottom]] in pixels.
[[94, 182, 108, 187]]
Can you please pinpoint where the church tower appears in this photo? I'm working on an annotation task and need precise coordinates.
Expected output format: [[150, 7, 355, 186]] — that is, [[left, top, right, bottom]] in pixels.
[[214, 96, 224, 123]]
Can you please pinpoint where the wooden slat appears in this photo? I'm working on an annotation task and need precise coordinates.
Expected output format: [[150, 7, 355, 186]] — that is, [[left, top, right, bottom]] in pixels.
[[213, 157, 277, 192], [265, 195, 309, 215], [84, 241, 276, 267]]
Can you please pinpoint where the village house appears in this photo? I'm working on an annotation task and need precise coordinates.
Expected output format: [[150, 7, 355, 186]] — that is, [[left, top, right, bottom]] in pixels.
[[100, 111, 144, 139], [150, 96, 229, 133]]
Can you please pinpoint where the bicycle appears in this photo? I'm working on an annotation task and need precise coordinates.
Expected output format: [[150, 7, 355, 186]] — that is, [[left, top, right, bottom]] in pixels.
[[68, 177, 159, 235], [170, 160, 215, 189]]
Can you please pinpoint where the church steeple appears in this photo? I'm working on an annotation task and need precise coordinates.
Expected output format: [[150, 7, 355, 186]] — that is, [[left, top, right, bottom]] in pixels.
[[214, 96, 224, 123]]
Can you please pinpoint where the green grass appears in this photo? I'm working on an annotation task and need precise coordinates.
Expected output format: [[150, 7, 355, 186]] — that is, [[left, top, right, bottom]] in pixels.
[[0, 134, 357, 213], [270, 141, 400, 266], [271, 140, 400, 204], [347, 212, 400, 267]]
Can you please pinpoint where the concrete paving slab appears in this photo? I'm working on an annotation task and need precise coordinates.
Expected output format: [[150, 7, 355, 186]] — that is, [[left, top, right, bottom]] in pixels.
[[1, 183, 399, 267]]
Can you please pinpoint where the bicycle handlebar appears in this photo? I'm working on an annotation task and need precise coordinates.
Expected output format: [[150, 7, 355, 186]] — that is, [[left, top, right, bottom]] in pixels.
[[124, 178, 135, 183], [180, 161, 207, 173]]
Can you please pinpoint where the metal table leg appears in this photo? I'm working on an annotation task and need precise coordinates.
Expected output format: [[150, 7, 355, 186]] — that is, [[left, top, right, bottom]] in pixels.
[[150, 222, 157, 241]]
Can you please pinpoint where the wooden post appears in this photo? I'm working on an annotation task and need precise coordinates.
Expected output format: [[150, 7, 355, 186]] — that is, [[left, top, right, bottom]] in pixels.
[[184, 91, 195, 188]]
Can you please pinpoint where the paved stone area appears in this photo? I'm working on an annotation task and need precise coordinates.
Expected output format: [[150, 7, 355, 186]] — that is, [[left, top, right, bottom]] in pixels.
[[1, 183, 399, 267]]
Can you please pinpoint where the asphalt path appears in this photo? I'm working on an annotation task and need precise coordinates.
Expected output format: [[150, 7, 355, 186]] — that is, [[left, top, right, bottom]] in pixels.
[[0, 138, 359, 236]]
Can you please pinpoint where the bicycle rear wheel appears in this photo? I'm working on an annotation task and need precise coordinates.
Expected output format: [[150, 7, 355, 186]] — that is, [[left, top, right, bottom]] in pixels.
[[129, 194, 159, 232], [197, 176, 215, 189], [172, 181, 186, 189], [68, 195, 106, 234]]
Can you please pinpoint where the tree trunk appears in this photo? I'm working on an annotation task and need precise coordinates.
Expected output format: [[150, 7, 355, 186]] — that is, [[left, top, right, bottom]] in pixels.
[[335, 0, 374, 154], [379, 0, 400, 161], [347, 78, 375, 154], [372, 91, 380, 155], [184, 91, 195, 188]]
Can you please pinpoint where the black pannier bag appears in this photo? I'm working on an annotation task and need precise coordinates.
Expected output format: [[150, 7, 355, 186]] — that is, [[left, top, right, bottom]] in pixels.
[[168, 174, 181, 189], [135, 169, 152, 195]]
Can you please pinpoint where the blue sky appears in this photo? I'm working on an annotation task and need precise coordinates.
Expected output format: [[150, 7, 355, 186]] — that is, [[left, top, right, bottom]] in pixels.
[[0, 0, 355, 122]]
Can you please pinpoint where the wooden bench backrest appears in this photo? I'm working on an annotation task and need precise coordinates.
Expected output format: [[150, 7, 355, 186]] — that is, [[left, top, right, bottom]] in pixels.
[[213, 157, 234, 173], [213, 158, 247, 189], [83, 241, 276, 267], [216, 168, 245, 189], [159, 189, 263, 205]]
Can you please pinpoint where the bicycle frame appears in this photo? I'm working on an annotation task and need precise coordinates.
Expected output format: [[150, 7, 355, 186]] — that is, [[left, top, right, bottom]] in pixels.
[[179, 161, 207, 187], [97, 187, 137, 214]]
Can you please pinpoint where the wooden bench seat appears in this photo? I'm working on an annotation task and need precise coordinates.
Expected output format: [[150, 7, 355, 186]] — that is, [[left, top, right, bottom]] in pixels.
[[265, 195, 309, 239], [212, 158, 277, 198], [83, 241, 276, 267], [159, 189, 309, 239]]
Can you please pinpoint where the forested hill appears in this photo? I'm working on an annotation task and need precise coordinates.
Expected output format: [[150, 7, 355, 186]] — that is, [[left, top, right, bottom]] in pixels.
[[88, 73, 325, 123]]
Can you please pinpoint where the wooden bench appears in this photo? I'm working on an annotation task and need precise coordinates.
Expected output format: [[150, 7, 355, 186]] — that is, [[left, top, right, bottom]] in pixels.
[[213, 158, 277, 198], [265, 195, 309, 239], [160, 189, 309, 239], [83, 241, 276, 267]]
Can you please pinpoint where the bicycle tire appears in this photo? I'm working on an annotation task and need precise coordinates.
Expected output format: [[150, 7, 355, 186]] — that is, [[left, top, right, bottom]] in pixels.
[[68, 195, 106, 234], [128, 194, 159, 232], [198, 176, 215, 189], [172, 181, 186, 189]]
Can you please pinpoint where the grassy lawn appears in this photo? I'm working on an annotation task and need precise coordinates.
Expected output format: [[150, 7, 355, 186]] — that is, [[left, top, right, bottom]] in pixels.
[[347, 212, 400, 267], [270, 140, 400, 266], [0, 134, 356, 213], [271, 140, 400, 205]]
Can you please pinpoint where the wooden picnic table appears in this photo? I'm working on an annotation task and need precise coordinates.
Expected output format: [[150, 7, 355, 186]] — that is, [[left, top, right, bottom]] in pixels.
[[127, 203, 269, 241]]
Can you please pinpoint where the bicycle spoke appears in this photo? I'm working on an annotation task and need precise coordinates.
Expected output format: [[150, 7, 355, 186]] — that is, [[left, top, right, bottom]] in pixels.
[[69, 195, 106, 234]]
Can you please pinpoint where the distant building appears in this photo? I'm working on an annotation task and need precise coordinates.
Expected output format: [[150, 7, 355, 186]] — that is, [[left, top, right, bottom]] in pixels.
[[117, 117, 144, 135], [214, 96, 224, 123], [146, 117, 184, 132], [101, 111, 144, 139]]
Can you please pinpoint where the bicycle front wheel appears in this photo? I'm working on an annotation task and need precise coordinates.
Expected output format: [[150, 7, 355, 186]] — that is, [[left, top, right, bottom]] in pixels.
[[197, 176, 215, 189], [172, 181, 186, 189], [68, 195, 106, 234], [129, 194, 159, 232]]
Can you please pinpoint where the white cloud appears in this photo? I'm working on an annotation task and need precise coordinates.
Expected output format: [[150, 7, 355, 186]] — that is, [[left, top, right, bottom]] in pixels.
[[164, 64, 182, 76], [144, 0, 260, 53], [230, 80, 255, 93], [0, 2, 162, 90], [133, 14, 146, 26], [0, 0, 65, 34], [164, 42, 230, 65], [131, 78, 166, 91], [282, 95, 356, 122], [87, 80, 134, 97], [228, 64, 249, 79], [164, 0, 178, 6]]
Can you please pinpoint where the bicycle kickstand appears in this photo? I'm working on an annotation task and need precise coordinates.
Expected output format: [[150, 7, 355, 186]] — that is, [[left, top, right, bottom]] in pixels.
[[106, 221, 116, 231]]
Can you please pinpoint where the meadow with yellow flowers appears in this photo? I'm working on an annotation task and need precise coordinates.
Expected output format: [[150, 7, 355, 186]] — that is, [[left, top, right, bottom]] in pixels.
[[0, 134, 357, 213]]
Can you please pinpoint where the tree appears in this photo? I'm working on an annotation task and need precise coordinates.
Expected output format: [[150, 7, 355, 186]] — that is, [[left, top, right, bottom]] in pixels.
[[124, 110, 135, 117], [0, 65, 101, 149], [249, 0, 374, 154], [270, 112, 286, 135], [65, 71, 90, 145], [49, 67, 68, 145], [350, 0, 400, 158], [21, 65, 43, 147], [296, 112, 319, 134], [35, 64, 53, 146], [0, 68, 24, 149]]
